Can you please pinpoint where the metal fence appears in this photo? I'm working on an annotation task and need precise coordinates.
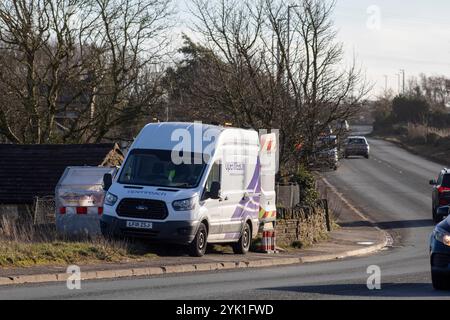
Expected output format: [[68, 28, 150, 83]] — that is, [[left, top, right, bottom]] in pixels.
[[33, 196, 55, 225], [276, 183, 300, 209]]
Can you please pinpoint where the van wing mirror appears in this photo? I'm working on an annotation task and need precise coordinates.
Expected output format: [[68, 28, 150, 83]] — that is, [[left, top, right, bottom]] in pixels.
[[430, 179, 437, 186], [103, 173, 113, 191], [209, 181, 221, 200]]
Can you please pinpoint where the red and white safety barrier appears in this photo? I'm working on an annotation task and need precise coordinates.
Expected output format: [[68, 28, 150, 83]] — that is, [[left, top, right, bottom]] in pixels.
[[59, 207, 103, 216]]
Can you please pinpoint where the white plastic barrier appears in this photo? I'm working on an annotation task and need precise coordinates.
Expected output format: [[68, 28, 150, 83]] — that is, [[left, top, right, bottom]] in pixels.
[[259, 133, 278, 222], [55, 167, 117, 237]]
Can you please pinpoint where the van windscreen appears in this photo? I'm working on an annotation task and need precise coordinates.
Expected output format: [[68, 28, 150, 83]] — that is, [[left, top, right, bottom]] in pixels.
[[118, 149, 208, 189]]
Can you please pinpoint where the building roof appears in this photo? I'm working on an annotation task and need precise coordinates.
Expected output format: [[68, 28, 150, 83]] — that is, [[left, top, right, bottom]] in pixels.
[[0, 144, 123, 205]]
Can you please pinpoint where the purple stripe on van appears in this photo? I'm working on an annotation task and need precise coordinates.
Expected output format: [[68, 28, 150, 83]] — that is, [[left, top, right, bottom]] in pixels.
[[230, 158, 261, 220], [247, 158, 261, 191]]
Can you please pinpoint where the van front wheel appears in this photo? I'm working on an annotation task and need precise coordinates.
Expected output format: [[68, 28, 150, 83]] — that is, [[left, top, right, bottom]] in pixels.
[[189, 223, 208, 257], [232, 223, 251, 254]]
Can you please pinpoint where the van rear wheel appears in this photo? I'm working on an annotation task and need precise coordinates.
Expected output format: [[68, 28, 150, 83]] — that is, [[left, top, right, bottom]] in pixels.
[[188, 223, 208, 257], [232, 223, 251, 255]]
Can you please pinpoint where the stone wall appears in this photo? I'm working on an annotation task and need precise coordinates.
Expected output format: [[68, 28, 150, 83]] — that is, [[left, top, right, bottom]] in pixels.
[[275, 206, 329, 248]]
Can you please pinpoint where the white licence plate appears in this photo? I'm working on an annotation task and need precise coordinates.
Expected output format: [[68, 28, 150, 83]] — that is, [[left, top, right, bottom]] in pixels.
[[126, 221, 153, 230]]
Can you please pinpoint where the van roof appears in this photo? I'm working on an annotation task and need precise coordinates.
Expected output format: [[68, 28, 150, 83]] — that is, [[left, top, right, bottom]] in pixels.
[[132, 122, 258, 152]]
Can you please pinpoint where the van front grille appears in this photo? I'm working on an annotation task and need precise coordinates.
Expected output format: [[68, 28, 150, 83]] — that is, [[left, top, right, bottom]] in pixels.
[[116, 198, 168, 220]]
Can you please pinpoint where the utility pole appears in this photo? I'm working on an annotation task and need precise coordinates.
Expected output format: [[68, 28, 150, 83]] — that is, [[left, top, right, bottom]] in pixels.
[[400, 69, 406, 94], [383, 75, 388, 93], [397, 73, 401, 95]]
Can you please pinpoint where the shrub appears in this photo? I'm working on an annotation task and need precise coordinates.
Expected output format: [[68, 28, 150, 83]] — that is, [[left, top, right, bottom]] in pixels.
[[392, 96, 430, 123], [289, 166, 319, 206], [427, 133, 441, 146], [440, 136, 450, 149], [393, 124, 408, 136], [410, 136, 427, 145]]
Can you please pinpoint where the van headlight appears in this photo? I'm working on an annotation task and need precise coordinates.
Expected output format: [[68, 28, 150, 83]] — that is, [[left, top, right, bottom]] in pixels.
[[435, 228, 450, 247], [104, 192, 118, 206], [172, 196, 197, 211]]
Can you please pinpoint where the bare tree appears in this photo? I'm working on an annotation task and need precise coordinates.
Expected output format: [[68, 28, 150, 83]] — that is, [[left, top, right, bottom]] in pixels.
[[176, 0, 370, 170], [0, 0, 174, 144], [72, 0, 174, 143]]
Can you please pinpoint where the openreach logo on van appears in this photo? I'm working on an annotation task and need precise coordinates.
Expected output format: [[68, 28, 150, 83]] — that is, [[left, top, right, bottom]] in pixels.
[[225, 162, 246, 175], [170, 121, 279, 172]]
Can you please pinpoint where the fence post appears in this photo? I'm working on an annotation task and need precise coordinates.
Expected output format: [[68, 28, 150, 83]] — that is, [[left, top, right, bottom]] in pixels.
[[33, 197, 39, 225], [323, 199, 331, 232], [290, 183, 294, 208]]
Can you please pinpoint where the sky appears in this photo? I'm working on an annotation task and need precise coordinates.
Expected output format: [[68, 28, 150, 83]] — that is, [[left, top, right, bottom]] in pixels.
[[174, 0, 450, 97]]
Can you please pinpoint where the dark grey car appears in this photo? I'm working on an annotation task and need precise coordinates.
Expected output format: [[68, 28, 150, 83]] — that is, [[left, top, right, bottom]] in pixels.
[[430, 169, 450, 223], [343, 136, 370, 159]]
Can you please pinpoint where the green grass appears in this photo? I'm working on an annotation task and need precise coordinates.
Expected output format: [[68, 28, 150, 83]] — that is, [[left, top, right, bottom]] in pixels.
[[0, 217, 160, 268], [0, 240, 158, 268]]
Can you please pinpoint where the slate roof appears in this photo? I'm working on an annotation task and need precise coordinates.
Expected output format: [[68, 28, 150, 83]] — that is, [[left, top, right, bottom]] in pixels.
[[0, 144, 123, 205]]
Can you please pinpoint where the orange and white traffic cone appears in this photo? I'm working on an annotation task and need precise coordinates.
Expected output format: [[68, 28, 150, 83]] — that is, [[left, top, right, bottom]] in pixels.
[[259, 230, 276, 253]]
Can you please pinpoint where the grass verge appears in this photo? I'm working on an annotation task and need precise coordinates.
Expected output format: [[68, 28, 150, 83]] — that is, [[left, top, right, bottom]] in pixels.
[[371, 123, 450, 166], [0, 240, 158, 268], [0, 217, 159, 268]]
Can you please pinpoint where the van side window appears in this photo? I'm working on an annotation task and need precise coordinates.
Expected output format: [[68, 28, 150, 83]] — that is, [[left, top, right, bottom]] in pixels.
[[203, 162, 221, 199]]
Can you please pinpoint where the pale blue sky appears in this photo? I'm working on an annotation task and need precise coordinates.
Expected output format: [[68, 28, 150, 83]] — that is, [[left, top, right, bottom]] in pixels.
[[174, 0, 450, 97]]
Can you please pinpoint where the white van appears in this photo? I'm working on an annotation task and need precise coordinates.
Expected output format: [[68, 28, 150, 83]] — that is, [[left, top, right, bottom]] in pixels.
[[101, 122, 277, 257]]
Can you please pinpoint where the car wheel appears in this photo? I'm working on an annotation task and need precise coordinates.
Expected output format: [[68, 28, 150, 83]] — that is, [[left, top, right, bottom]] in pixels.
[[232, 222, 251, 255], [365, 154, 369, 159], [432, 271, 450, 290], [433, 207, 438, 223], [188, 223, 208, 257], [432, 207, 444, 224]]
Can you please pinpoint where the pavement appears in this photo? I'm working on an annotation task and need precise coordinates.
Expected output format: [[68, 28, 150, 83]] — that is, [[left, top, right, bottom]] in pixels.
[[1, 126, 448, 299]]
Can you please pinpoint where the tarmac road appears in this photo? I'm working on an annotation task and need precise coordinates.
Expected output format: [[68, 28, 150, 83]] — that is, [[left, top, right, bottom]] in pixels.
[[1, 130, 449, 300]]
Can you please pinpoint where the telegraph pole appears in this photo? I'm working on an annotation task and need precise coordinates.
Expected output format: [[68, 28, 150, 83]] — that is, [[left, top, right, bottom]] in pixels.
[[400, 69, 406, 94]]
